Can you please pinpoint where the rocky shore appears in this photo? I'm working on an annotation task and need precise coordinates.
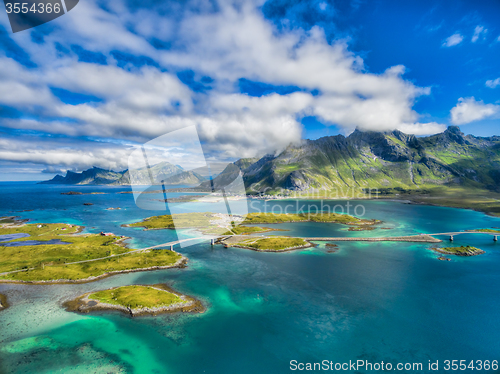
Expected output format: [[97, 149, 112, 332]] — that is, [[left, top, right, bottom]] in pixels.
[[0, 216, 30, 227], [431, 245, 485, 257], [64, 284, 205, 317], [0, 293, 8, 311]]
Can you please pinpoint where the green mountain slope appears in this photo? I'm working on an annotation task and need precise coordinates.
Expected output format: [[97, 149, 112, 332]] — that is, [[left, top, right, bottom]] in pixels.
[[236, 126, 500, 193]]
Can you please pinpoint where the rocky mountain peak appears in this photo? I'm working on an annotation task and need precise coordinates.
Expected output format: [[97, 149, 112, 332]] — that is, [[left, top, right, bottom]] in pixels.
[[441, 126, 468, 145]]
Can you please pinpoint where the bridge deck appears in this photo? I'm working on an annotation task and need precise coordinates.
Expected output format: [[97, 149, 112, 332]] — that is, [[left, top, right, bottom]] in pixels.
[[427, 231, 498, 236], [303, 235, 441, 243], [148, 231, 499, 249]]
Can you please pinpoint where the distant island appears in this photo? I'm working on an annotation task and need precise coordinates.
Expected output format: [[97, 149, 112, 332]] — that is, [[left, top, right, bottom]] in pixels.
[[40, 162, 205, 186], [64, 284, 204, 317]]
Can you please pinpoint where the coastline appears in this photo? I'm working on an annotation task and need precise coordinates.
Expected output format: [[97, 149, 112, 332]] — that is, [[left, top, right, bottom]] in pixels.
[[0, 256, 188, 285], [0, 220, 85, 235], [0, 293, 8, 311], [63, 283, 205, 317]]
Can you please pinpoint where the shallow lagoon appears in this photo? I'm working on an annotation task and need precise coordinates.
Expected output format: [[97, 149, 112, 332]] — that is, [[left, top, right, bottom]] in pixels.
[[0, 182, 499, 373]]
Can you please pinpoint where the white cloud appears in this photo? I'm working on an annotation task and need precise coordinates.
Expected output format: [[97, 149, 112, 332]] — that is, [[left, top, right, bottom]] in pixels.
[[450, 97, 500, 125], [0, 135, 134, 172], [486, 78, 500, 89], [0, 0, 444, 172], [442, 33, 463, 47], [397, 122, 446, 135], [472, 25, 487, 43]]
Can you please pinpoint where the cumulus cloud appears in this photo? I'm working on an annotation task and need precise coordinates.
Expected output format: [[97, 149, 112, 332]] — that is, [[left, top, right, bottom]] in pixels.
[[396, 122, 446, 135], [472, 26, 487, 43], [0, 0, 443, 172], [0, 135, 134, 172], [486, 78, 500, 89], [442, 33, 463, 47], [450, 97, 500, 125]]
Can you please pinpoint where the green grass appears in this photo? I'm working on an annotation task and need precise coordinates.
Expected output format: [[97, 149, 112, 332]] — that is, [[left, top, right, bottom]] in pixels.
[[0, 223, 127, 274], [222, 226, 276, 235], [242, 213, 308, 224], [242, 212, 380, 226], [231, 236, 309, 251], [274, 163, 300, 175], [0, 223, 182, 281], [386, 135, 407, 148], [0, 249, 181, 282], [126, 213, 212, 229], [437, 245, 485, 256], [88, 285, 187, 309]]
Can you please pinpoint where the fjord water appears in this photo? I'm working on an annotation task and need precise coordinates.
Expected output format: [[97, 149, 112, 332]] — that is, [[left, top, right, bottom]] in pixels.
[[0, 182, 499, 373]]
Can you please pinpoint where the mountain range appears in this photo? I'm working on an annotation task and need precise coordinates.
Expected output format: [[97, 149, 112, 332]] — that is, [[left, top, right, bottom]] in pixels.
[[41, 126, 500, 194], [210, 126, 500, 193]]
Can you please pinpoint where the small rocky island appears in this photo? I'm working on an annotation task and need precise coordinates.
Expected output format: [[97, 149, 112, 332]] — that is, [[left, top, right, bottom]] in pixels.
[[64, 284, 204, 317], [325, 243, 340, 253], [432, 245, 485, 257]]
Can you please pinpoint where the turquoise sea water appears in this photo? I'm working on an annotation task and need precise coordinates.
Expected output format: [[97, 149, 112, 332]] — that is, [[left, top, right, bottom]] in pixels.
[[0, 182, 499, 373]]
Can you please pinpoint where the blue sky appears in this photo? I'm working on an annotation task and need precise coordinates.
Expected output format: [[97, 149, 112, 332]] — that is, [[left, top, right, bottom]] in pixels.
[[0, 0, 499, 180]]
